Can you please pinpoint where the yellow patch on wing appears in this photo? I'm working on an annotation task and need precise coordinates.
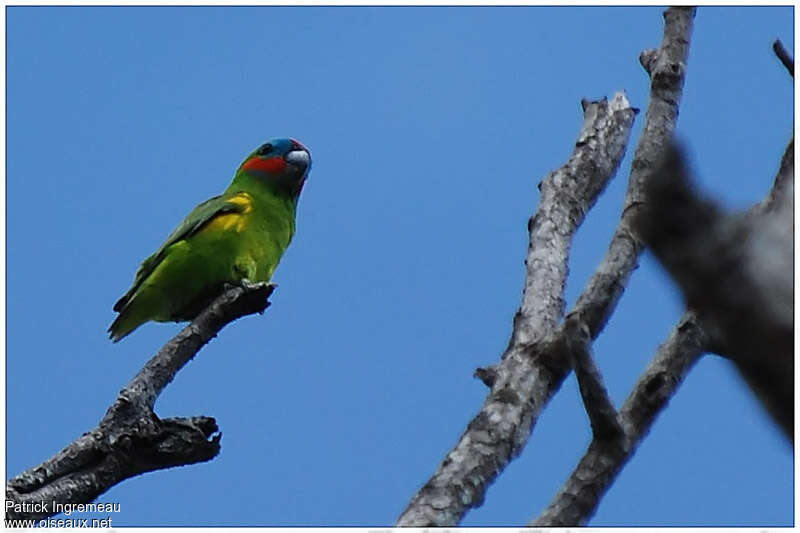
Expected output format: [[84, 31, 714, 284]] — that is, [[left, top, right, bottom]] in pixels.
[[227, 193, 253, 212], [203, 193, 253, 233]]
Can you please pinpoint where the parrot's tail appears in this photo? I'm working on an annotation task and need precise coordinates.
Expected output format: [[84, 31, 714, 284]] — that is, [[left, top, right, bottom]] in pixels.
[[108, 306, 147, 342]]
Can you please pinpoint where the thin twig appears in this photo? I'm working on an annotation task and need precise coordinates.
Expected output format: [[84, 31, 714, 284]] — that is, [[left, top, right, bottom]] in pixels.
[[772, 39, 794, 77], [563, 315, 624, 442], [758, 138, 794, 215]]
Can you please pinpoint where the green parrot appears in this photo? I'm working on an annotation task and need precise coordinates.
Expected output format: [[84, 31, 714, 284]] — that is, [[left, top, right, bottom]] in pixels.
[[108, 138, 312, 342]]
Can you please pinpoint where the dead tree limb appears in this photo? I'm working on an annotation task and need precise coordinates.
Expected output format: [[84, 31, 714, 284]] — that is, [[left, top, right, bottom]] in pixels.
[[531, 312, 707, 526], [562, 315, 624, 442], [396, 91, 637, 527], [5, 282, 275, 521], [396, 6, 694, 527], [571, 6, 695, 339], [532, 131, 792, 526], [535, 47, 793, 523]]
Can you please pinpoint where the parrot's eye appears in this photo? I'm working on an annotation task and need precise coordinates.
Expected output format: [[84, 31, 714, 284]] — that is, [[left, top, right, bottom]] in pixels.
[[257, 143, 273, 156]]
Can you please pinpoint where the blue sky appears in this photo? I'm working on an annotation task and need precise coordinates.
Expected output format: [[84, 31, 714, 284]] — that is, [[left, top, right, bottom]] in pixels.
[[6, 5, 794, 527]]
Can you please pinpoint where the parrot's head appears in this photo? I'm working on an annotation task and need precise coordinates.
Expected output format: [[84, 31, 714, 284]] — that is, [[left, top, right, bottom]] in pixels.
[[236, 138, 311, 197]]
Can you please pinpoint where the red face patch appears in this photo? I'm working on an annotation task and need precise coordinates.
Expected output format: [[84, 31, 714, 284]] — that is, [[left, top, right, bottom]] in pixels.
[[242, 156, 286, 174]]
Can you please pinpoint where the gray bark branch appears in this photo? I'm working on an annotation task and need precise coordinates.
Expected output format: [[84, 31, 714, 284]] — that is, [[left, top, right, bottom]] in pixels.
[[533, 131, 792, 523], [534, 21, 792, 523], [531, 312, 707, 526], [396, 92, 637, 527], [396, 6, 695, 527], [572, 6, 696, 339], [562, 316, 624, 442], [5, 283, 275, 521], [523, 7, 698, 526]]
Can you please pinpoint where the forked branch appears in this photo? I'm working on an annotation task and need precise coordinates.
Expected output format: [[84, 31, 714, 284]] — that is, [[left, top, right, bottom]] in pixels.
[[396, 6, 696, 527], [396, 91, 637, 526]]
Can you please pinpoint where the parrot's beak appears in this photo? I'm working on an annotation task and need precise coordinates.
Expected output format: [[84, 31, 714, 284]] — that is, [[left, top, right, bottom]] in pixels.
[[285, 147, 311, 174]]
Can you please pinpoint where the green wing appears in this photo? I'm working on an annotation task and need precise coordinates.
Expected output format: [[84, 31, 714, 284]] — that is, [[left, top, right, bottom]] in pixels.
[[113, 193, 247, 312]]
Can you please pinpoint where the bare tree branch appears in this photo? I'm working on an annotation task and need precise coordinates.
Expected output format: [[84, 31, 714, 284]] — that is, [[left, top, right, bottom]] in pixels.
[[772, 39, 794, 77], [396, 7, 697, 526], [396, 93, 637, 527], [536, 58, 794, 525], [562, 316, 624, 442], [572, 6, 696, 339], [5, 282, 275, 521], [531, 312, 707, 526], [524, 10, 699, 522]]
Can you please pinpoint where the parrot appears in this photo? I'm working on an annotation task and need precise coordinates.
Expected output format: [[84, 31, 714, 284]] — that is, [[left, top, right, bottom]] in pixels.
[[108, 138, 312, 342]]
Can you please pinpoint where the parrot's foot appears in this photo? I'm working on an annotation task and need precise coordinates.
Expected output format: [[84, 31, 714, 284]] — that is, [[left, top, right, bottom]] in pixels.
[[221, 280, 275, 315], [222, 280, 276, 309], [238, 279, 277, 292]]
